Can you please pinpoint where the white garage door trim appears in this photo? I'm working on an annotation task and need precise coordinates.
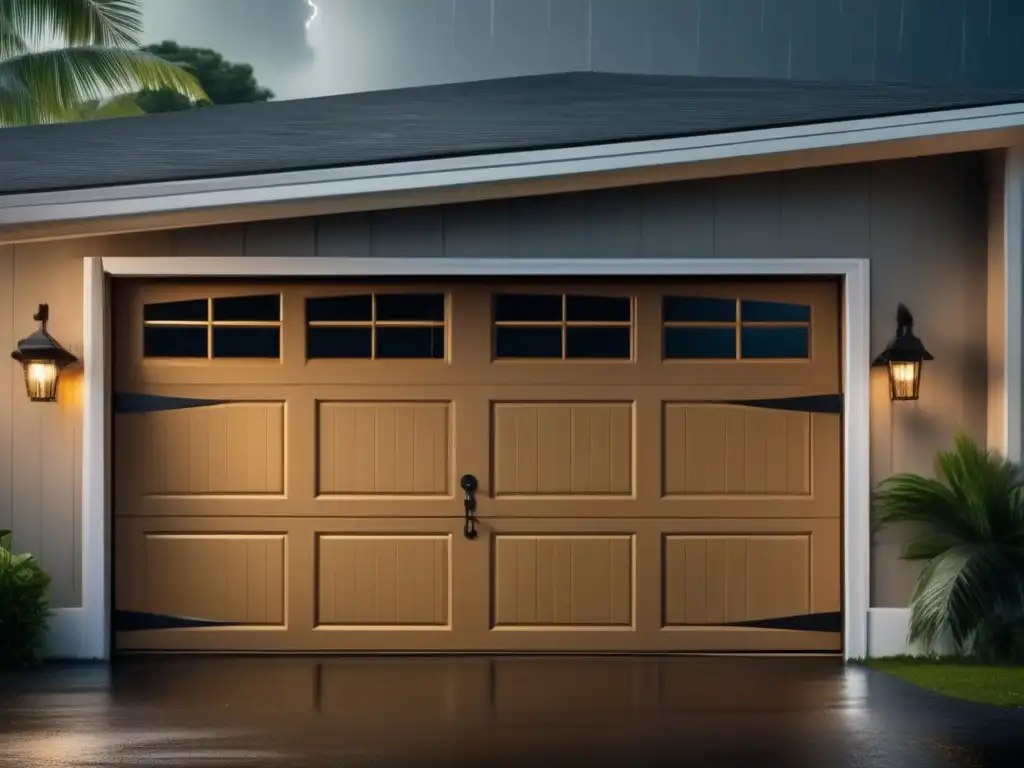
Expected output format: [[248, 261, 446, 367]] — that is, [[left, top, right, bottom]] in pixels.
[[74, 255, 871, 661]]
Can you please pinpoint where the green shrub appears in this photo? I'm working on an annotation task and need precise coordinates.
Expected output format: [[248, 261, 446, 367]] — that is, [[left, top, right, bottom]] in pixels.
[[873, 432, 1024, 661], [0, 530, 52, 667]]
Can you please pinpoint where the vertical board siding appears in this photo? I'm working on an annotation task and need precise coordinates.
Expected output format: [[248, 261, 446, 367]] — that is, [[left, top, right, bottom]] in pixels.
[[0, 239, 92, 607]]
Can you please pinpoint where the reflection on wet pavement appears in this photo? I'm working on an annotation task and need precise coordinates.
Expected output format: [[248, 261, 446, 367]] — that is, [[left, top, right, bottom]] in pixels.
[[1, 656, 1022, 767]]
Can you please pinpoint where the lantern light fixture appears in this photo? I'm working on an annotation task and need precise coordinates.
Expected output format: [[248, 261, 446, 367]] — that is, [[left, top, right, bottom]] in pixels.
[[871, 303, 933, 402], [11, 304, 78, 403]]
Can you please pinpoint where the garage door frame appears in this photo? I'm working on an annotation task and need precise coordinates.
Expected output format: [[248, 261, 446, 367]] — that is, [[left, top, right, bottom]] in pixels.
[[81, 255, 871, 660]]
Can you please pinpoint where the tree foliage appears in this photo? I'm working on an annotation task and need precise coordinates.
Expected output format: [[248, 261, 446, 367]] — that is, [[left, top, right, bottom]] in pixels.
[[873, 432, 1024, 661], [0, 0, 206, 126], [135, 40, 273, 113]]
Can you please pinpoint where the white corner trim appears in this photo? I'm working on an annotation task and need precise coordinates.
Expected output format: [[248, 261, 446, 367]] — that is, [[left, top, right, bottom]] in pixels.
[[867, 608, 913, 658], [5, 102, 1024, 227], [74, 256, 871, 661], [1004, 148, 1024, 462], [78, 256, 108, 660], [843, 259, 871, 660]]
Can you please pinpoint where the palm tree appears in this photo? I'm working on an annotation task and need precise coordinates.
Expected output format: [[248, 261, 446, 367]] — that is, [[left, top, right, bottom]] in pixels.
[[0, 0, 207, 126], [873, 432, 1024, 660]]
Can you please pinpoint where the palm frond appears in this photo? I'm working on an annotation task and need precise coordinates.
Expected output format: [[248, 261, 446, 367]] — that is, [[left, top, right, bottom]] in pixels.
[[0, 13, 28, 59], [0, 45, 206, 125], [0, 0, 142, 49], [875, 431, 1024, 659]]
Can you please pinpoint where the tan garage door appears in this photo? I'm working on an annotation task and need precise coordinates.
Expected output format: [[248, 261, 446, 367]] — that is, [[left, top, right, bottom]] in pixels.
[[113, 279, 842, 653]]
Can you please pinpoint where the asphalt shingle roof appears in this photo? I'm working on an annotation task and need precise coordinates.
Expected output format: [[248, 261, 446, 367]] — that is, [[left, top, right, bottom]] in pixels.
[[3, 71, 1024, 196]]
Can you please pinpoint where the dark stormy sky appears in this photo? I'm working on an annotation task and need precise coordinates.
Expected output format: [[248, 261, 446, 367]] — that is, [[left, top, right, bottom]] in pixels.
[[141, 0, 1024, 102]]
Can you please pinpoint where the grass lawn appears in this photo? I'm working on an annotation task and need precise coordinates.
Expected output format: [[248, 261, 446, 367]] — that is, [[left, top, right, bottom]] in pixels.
[[866, 657, 1024, 707]]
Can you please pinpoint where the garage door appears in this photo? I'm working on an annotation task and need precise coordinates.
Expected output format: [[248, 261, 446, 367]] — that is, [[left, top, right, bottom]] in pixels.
[[113, 279, 842, 653]]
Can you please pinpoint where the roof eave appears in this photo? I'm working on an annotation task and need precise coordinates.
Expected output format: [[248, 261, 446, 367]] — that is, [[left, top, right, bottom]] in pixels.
[[2, 101, 1024, 243]]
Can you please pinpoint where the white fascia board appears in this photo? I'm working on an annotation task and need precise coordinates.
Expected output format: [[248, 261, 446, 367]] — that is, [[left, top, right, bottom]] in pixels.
[[4, 102, 1024, 227]]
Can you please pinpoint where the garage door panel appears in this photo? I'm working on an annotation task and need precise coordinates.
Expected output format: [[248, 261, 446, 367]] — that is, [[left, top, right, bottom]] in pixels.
[[316, 534, 451, 628], [491, 534, 634, 628], [317, 401, 452, 496], [115, 528, 287, 628], [663, 404, 810, 496], [118, 402, 285, 497], [492, 402, 633, 496]]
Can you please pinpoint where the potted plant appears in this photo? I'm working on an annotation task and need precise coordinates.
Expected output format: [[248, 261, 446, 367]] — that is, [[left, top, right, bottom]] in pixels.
[[873, 432, 1024, 661], [0, 530, 52, 667]]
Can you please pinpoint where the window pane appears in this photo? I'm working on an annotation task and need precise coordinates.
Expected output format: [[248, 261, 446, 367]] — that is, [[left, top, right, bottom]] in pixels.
[[495, 326, 562, 358], [566, 327, 631, 359], [212, 327, 280, 358], [375, 293, 445, 322], [565, 295, 631, 322], [143, 299, 208, 322], [740, 299, 811, 323], [494, 293, 563, 322], [212, 294, 280, 322], [664, 327, 736, 359], [307, 327, 372, 359], [143, 326, 208, 357], [375, 327, 446, 359], [741, 327, 810, 359], [306, 295, 373, 323], [663, 296, 736, 323]]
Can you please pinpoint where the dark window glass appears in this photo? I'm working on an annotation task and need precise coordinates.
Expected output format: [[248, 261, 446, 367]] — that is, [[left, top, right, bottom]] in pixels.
[[566, 327, 631, 359], [663, 296, 736, 323], [143, 326, 208, 357], [212, 327, 280, 358], [375, 293, 445, 322], [143, 299, 208, 322], [741, 327, 810, 359], [306, 295, 373, 323], [740, 299, 811, 323], [212, 294, 280, 322], [565, 295, 631, 322], [307, 327, 373, 359], [495, 327, 563, 358], [664, 327, 736, 359], [494, 293, 563, 322], [375, 327, 445, 359]]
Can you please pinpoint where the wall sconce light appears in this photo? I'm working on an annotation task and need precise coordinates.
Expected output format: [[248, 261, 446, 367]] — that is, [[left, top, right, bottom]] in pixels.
[[872, 303, 933, 402], [11, 304, 78, 403]]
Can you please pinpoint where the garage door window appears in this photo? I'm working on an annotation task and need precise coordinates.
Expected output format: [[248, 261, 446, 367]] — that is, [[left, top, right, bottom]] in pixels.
[[493, 292, 633, 360], [142, 294, 282, 359], [306, 293, 446, 360], [663, 296, 811, 360]]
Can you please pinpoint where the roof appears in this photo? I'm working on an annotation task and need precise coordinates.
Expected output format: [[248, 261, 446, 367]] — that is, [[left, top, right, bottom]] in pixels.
[[3, 71, 1024, 196]]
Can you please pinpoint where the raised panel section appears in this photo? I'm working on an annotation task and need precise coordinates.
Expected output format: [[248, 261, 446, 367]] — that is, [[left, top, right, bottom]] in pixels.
[[662, 535, 810, 626], [318, 402, 450, 496], [124, 534, 285, 625], [492, 403, 632, 496], [492, 535, 633, 627], [137, 403, 285, 495], [663, 404, 810, 496], [317, 535, 450, 627]]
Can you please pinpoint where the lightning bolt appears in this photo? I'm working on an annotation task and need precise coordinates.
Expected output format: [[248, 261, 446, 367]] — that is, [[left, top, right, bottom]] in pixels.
[[304, 0, 318, 29]]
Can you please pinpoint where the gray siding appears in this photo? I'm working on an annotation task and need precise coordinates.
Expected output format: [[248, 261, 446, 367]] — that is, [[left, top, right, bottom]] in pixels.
[[103, 153, 990, 608], [0, 242, 87, 609], [149, 0, 1024, 99], [0, 153, 989, 610]]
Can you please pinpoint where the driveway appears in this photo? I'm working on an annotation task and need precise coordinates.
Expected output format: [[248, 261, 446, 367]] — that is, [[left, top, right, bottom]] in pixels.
[[1, 656, 1022, 767]]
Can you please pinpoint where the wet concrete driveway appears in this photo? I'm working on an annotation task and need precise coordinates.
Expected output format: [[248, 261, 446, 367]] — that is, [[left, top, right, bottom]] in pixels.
[[1, 655, 1023, 767]]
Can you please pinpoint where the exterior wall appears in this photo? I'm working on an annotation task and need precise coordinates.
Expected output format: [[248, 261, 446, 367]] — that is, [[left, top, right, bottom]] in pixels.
[[0, 241, 90, 608], [146, 0, 1024, 100], [0, 152, 991, 615]]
